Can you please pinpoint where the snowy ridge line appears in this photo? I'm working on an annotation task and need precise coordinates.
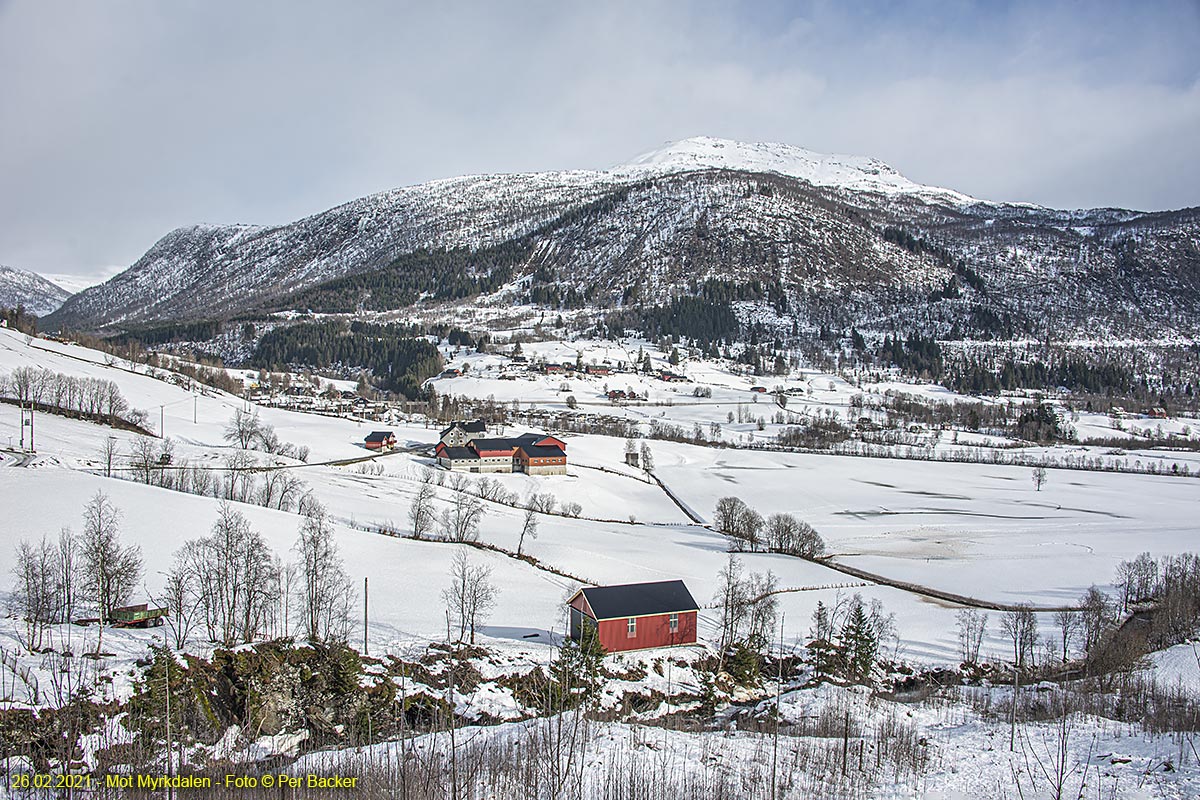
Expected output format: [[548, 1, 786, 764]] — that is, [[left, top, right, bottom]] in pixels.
[[0, 264, 72, 317], [816, 558, 1074, 612]]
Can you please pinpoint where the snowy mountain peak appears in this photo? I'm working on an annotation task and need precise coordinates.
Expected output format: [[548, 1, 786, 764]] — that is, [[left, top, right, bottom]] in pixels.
[[0, 264, 72, 316], [620, 136, 978, 204]]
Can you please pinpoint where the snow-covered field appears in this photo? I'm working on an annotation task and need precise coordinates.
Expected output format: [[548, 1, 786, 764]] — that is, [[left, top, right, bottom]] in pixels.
[[2, 326, 1197, 667], [1, 326, 1198, 796]]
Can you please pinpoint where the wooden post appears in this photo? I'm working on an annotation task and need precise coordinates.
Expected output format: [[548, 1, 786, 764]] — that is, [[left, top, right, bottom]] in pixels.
[[165, 655, 173, 800], [842, 711, 849, 776], [1010, 668, 1019, 751], [771, 614, 784, 800], [363, 577, 369, 655]]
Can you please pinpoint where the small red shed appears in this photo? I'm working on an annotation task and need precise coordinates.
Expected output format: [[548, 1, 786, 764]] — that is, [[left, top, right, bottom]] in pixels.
[[364, 430, 396, 450], [567, 580, 699, 652]]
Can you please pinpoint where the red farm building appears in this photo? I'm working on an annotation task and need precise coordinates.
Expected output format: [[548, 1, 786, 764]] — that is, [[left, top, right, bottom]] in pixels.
[[567, 580, 699, 652], [364, 430, 397, 450]]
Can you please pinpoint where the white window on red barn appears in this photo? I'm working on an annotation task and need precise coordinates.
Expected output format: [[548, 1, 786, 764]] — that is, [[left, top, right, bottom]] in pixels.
[[669, 613, 678, 632], [627, 618, 636, 637]]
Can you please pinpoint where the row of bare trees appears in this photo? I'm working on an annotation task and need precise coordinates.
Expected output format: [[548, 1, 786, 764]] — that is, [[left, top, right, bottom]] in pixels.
[[223, 408, 310, 461], [957, 585, 1125, 671], [955, 551, 1200, 674], [162, 500, 356, 648], [1, 366, 146, 428], [111, 435, 310, 512], [406, 468, 580, 552]]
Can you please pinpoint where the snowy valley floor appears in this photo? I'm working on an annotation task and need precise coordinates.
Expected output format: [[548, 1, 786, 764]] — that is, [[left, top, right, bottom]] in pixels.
[[1, 326, 1199, 797]]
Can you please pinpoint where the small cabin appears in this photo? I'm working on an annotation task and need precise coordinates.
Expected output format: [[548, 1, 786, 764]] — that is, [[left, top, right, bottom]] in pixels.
[[567, 580, 699, 652], [364, 431, 397, 450]]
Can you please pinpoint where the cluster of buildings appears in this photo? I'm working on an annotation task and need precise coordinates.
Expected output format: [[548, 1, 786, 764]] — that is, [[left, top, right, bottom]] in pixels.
[[434, 419, 568, 475]]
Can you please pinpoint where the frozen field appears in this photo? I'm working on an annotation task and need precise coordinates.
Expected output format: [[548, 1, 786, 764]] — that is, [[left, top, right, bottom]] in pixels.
[[649, 441, 1198, 608]]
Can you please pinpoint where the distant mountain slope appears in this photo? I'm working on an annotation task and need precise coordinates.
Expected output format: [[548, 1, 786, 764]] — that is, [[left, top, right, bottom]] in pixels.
[[0, 264, 72, 316], [45, 138, 1200, 338]]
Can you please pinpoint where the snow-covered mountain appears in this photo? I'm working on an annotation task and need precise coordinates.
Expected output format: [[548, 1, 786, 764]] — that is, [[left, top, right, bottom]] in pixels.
[[45, 138, 1200, 338], [620, 136, 980, 205], [0, 264, 72, 316]]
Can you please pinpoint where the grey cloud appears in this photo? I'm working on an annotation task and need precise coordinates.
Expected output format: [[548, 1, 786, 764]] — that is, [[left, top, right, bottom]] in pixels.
[[1, 0, 1196, 280]]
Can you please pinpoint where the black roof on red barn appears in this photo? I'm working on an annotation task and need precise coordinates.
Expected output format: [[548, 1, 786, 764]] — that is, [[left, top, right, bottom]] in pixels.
[[365, 430, 394, 442], [575, 580, 698, 620], [518, 444, 565, 457], [470, 437, 519, 452]]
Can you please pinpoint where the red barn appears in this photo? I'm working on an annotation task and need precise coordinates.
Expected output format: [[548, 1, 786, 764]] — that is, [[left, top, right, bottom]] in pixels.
[[364, 430, 396, 450], [567, 580, 699, 652]]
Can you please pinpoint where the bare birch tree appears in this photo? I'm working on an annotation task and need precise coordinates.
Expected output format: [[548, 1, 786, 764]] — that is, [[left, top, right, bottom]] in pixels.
[[294, 503, 355, 643], [408, 474, 437, 539], [81, 492, 142, 619], [442, 549, 497, 644]]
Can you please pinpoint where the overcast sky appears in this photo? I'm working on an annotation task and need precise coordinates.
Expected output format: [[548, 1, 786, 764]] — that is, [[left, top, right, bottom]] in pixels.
[[2, 0, 1198, 285]]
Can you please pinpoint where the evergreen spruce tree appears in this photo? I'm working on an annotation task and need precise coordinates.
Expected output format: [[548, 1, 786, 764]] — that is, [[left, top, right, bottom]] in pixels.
[[841, 603, 878, 684]]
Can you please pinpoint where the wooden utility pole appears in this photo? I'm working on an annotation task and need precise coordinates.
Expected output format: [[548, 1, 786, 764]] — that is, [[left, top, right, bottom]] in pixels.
[[842, 711, 850, 776], [771, 614, 785, 800], [165, 655, 173, 800], [19, 400, 34, 451], [363, 577, 369, 655], [1010, 668, 1019, 751]]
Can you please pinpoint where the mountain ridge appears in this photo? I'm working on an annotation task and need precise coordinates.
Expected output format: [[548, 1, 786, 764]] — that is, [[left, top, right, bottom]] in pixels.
[[0, 264, 72, 317], [44, 138, 1200, 339]]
